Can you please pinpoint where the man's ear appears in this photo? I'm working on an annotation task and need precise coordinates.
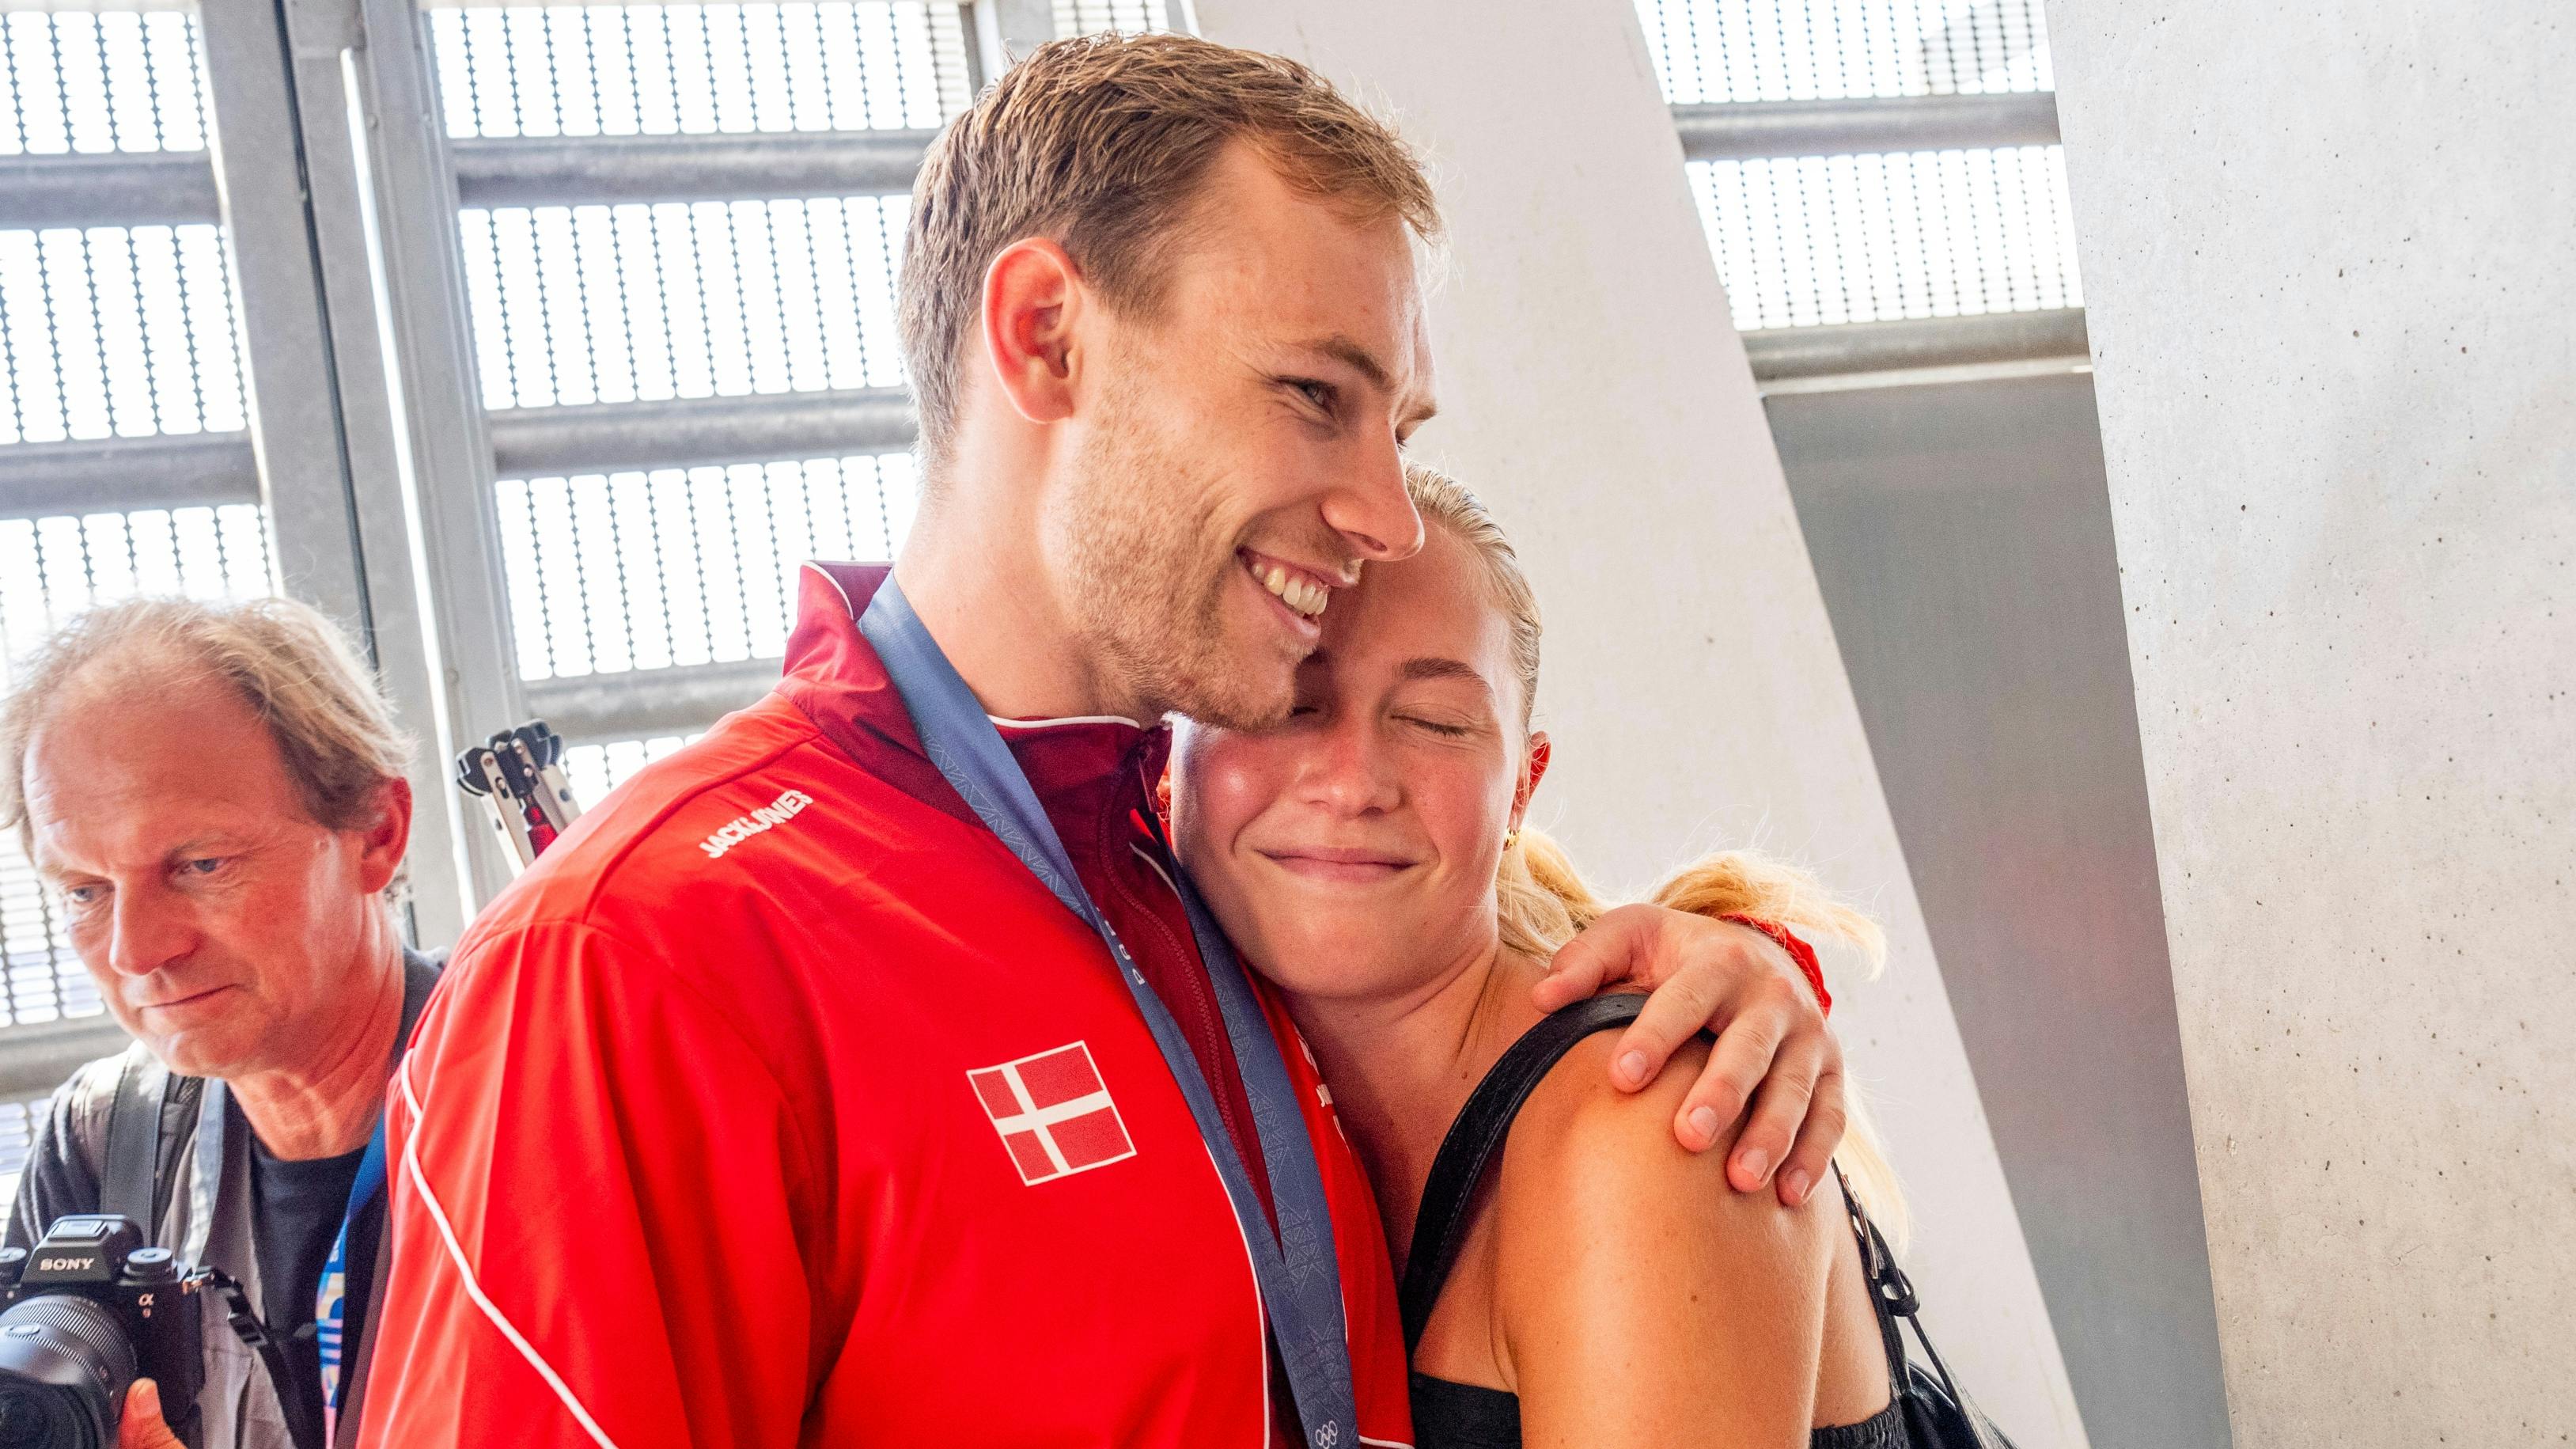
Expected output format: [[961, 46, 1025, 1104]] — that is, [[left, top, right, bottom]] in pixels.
[[979, 237, 1085, 427], [353, 776, 412, 897], [1510, 732, 1552, 831]]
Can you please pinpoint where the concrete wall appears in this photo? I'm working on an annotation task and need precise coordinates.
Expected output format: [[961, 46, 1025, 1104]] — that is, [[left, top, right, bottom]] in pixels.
[[2046, 2, 2576, 1441], [1188, 2, 2085, 1442]]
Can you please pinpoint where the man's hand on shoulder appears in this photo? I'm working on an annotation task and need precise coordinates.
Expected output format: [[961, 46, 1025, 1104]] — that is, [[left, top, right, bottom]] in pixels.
[[1534, 904, 1843, 1205], [118, 1379, 186, 1449]]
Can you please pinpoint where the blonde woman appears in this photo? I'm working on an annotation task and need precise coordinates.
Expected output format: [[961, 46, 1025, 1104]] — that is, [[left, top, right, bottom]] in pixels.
[[1170, 465, 1912, 1448]]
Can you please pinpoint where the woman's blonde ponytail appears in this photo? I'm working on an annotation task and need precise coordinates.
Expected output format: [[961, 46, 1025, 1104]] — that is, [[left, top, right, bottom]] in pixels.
[[1498, 829, 1910, 1244]]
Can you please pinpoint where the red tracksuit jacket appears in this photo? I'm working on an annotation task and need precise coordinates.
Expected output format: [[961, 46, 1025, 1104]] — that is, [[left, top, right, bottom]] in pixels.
[[358, 563, 1414, 1448]]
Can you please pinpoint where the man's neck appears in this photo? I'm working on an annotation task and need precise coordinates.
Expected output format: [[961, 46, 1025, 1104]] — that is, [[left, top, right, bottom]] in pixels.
[[894, 468, 1149, 723], [231, 931, 406, 1162], [1283, 933, 1547, 1273]]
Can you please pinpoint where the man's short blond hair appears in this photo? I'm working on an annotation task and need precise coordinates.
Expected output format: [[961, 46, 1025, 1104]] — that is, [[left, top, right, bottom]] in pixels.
[[0, 597, 411, 845], [898, 32, 1441, 475]]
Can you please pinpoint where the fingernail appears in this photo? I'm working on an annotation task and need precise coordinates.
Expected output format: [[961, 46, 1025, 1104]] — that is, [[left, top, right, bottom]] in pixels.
[[1782, 1168, 1813, 1203], [1688, 1106, 1719, 1144], [1737, 1147, 1770, 1182], [1616, 1051, 1646, 1087]]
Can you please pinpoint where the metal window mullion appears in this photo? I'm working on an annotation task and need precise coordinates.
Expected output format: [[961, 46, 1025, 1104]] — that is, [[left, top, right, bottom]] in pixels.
[[199, 0, 373, 634], [0, 432, 257, 522], [487, 387, 915, 479], [1673, 92, 2060, 163], [200, 0, 518, 934], [524, 657, 779, 745], [319, 0, 530, 921], [964, 0, 1055, 89]]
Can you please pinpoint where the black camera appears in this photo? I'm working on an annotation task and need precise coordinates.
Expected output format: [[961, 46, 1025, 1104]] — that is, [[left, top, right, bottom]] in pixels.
[[0, 1216, 206, 1449]]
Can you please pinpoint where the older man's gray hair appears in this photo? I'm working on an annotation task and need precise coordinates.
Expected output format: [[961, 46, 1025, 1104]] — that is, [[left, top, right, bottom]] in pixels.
[[0, 595, 411, 849]]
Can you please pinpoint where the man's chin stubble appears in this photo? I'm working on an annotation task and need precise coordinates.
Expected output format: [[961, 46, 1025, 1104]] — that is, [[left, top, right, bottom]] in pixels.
[[1160, 653, 1299, 731]]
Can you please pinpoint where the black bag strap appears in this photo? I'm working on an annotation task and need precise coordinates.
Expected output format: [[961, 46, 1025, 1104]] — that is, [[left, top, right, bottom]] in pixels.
[[1838, 1163, 1915, 1402], [1399, 993, 1646, 1351], [1837, 1163, 1977, 1417], [100, 1048, 166, 1231]]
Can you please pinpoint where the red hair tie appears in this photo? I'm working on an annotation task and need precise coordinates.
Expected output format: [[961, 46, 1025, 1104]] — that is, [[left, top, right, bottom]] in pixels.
[[1718, 914, 1830, 1018]]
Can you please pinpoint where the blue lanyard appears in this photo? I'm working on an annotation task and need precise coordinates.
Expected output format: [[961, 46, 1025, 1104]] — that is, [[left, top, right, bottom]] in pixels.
[[862, 578, 1356, 1449], [316, 1118, 388, 1439]]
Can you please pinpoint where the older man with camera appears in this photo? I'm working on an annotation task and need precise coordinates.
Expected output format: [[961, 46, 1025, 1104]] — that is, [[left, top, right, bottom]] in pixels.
[[0, 597, 438, 1449]]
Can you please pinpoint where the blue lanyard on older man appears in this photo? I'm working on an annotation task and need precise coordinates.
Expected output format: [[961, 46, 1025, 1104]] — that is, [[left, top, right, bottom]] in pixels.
[[314, 1123, 385, 1443], [316, 950, 438, 1445], [859, 575, 1358, 1449]]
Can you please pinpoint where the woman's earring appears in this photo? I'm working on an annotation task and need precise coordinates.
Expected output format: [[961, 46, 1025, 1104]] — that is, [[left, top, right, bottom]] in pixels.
[[1503, 829, 1521, 851]]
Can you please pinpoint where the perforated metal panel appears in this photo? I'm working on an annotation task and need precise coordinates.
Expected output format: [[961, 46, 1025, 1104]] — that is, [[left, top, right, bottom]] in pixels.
[[1, 8, 239, 446], [427, 2, 965, 138], [1639, 0, 2081, 335], [422, 4, 975, 796], [1645, 0, 2052, 101], [457, 195, 913, 411], [498, 453, 916, 680], [1052, 0, 1169, 36], [562, 734, 699, 810], [0, 6, 267, 1034], [1691, 145, 2077, 329]]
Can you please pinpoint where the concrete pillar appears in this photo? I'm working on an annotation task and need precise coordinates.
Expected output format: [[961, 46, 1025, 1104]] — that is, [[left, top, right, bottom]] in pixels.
[[2046, 2, 2575, 1441], [1187, 2, 2086, 1441]]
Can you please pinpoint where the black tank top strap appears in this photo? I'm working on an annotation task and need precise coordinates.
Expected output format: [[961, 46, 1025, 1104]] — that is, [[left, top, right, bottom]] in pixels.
[[1398, 992, 1646, 1351]]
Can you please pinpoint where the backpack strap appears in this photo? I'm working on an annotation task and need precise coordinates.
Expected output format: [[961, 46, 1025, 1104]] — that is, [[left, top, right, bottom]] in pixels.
[[99, 1048, 168, 1234], [1398, 993, 1646, 1352]]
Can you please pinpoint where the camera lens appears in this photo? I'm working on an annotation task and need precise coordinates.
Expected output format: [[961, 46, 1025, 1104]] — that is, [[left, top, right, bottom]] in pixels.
[[0, 1293, 136, 1449], [0, 1375, 104, 1449]]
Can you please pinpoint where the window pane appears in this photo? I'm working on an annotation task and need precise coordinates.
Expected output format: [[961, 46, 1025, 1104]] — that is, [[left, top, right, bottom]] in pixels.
[[456, 195, 911, 411], [1, 10, 241, 445], [1638, 1, 2081, 332], [426, 7, 966, 711], [1052, 0, 1169, 36], [1688, 145, 2080, 332], [496, 453, 916, 681], [0, 223, 246, 445], [560, 733, 701, 806], [425, 3, 972, 138], [1640, 0, 2054, 104], [0, 7, 212, 157]]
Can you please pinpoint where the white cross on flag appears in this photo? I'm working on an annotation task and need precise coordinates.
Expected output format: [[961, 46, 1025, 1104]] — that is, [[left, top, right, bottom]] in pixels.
[[968, 1041, 1138, 1185]]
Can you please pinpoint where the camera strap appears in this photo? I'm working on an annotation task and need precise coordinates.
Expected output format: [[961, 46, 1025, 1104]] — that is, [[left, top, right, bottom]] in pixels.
[[195, 1265, 324, 1449], [858, 576, 1358, 1449]]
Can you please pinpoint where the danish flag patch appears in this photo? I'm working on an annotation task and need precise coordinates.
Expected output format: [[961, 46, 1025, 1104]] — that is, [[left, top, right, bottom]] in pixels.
[[968, 1041, 1138, 1185]]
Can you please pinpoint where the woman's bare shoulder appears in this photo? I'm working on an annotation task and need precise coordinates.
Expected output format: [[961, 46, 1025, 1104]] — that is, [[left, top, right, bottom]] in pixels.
[[1494, 1030, 1747, 1226], [1491, 1022, 1832, 1287], [1483, 1023, 1839, 1443]]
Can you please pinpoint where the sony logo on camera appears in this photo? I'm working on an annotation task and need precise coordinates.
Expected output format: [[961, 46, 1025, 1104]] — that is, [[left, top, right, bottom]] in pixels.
[[1, 1214, 208, 1446]]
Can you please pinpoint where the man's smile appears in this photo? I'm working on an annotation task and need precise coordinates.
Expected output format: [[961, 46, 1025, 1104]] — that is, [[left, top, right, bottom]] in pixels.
[[1239, 548, 1347, 629]]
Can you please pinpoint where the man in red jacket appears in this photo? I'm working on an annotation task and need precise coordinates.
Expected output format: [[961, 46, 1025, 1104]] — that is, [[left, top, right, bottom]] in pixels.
[[359, 35, 1850, 1449]]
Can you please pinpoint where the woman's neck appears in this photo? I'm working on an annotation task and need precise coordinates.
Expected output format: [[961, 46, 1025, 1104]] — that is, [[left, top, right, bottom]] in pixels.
[[1287, 932, 1553, 1274]]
